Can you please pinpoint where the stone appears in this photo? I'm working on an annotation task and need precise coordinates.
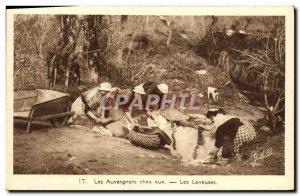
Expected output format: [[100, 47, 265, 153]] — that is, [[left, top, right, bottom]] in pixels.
[[160, 109, 190, 121], [198, 93, 204, 98], [224, 81, 231, 86], [195, 70, 207, 75], [69, 157, 76, 161], [88, 158, 97, 162], [258, 107, 268, 112], [260, 126, 271, 132], [106, 117, 130, 138]]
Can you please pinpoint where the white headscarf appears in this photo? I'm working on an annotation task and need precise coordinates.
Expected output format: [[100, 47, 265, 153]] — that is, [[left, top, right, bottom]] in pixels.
[[211, 113, 237, 131]]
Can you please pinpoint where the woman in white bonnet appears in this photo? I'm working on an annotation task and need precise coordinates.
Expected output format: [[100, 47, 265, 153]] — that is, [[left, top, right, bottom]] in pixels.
[[200, 108, 257, 162], [69, 82, 117, 124]]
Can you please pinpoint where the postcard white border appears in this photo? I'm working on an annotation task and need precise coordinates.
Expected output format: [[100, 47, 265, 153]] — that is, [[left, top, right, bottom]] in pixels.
[[6, 6, 294, 191]]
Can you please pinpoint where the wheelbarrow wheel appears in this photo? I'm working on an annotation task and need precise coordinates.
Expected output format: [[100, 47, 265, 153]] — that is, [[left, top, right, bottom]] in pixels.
[[50, 116, 69, 127], [50, 101, 72, 127]]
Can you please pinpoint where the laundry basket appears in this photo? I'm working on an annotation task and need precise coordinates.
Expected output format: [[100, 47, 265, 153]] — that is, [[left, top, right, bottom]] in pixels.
[[128, 129, 162, 149]]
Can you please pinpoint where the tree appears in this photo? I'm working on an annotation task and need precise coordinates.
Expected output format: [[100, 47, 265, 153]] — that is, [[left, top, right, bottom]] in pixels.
[[82, 15, 107, 82], [48, 15, 81, 91]]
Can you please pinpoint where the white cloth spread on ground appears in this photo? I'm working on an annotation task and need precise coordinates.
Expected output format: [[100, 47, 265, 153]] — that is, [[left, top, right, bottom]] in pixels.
[[69, 124, 113, 137], [148, 113, 215, 163], [92, 125, 113, 136]]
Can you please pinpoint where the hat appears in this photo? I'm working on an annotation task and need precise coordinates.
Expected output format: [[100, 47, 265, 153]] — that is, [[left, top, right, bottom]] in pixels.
[[208, 108, 218, 112], [157, 83, 169, 94], [99, 82, 112, 92], [133, 85, 146, 95]]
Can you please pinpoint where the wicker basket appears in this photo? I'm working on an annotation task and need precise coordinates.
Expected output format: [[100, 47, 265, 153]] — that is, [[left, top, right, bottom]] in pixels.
[[128, 130, 162, 149]]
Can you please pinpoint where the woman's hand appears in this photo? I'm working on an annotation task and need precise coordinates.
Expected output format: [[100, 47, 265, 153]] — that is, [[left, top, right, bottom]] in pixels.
[[147, 110, 159, 119], [95, 118, 102, 124], [198, 124, 210, 130], [128, 122, 136, 130], [96, 117, 112, 124], [209, 147, 220, 159], [97, 107, 102, 117], [147, 110, 152, 117], [111, 87, 120, 92]]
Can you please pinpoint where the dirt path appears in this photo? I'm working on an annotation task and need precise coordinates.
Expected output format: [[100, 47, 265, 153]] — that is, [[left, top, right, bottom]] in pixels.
[[14, 120, 284, 175]]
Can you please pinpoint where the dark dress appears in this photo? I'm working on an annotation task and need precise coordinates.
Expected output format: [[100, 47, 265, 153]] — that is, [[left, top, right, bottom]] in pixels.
[[141, 82, 164, 110], [214, 118, 244, 158]]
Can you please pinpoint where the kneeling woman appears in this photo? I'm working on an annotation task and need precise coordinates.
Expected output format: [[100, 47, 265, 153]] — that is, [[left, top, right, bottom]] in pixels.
[[201, 109, 257, 160], [69, 82, 116, 124]]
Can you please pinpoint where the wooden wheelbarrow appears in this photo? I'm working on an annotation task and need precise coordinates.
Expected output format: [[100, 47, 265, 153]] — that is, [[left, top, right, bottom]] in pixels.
[[14, 89, 75, 133]]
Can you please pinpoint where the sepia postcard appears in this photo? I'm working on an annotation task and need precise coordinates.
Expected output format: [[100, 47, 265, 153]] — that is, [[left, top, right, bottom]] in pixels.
[[6, 6, 294, 191]]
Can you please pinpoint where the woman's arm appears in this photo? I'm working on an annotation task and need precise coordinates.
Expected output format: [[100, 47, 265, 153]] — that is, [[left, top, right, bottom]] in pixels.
[[110, 87, 120, 93], [198, 123, 214, 131], [87, 110, 101, 123], [209, 147, 220, 159], [100, 107, 105, 119], [125, 109, 135, 124]]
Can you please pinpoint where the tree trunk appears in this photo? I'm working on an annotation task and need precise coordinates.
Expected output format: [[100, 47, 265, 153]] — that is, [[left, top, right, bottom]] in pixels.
[[52, 67, 57, 90], [48, 15, 81, 89], [83, 15, 106, 83], [64, 64, 70, 91], [90, 67, 98, 83]]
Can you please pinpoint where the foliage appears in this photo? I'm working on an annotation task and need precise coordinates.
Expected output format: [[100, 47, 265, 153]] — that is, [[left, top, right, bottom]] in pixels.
[[14, 15, 286, 122], [198, 16, 285, 128], [14, 15, 59, 90]]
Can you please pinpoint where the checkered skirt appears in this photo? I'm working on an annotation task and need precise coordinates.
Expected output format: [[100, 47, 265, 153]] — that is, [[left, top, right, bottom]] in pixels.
[[233, 118, 257, 152]]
